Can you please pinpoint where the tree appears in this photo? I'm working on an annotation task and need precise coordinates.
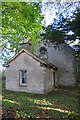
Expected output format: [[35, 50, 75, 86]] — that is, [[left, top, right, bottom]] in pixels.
[[70, 8, 80, 59], [41, 26, 64, 44], [71, 8, 80, 38], [1, 2, 43, 62], [41, 1, 80, 84], [1, 69, 6, 81], [41, 1, 80, 47]]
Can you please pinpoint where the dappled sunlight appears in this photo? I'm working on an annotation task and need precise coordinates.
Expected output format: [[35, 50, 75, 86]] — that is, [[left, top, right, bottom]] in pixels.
[[52, 88, 60, 91], [38, 106, 79, 115], [26, 97, 53, 106], [34, 99, 53, 106], [2, 83, 79, 119], [0, 94, 3, 101], [3, 99, 20, 105]]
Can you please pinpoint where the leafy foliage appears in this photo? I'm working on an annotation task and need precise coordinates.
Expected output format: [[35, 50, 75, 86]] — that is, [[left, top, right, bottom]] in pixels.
[[1, 2, 43, 62], [71, 8, 80, 37], [41, 2, 80, 58], [69, 8, 80, 59], [41, 26, 64, 44], [1, 70, 6, 81]]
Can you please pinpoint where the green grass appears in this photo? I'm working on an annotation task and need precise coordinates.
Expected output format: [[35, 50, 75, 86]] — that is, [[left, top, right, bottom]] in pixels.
[[2, 82, 80, 119]]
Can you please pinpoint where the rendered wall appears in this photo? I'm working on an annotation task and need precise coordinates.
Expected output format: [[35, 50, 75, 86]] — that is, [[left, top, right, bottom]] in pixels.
[[34, 43, 76, 86], [6, 52, 45, 94], [44, 68, 53, 94]]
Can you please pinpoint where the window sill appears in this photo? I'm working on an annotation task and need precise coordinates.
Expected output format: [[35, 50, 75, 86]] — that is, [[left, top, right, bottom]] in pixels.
[[19, 84, 27, 87]]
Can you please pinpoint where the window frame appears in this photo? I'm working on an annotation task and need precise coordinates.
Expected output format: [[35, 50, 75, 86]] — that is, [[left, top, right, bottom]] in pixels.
[[39, 47, 48, 59], [19, 69, 27, 86]]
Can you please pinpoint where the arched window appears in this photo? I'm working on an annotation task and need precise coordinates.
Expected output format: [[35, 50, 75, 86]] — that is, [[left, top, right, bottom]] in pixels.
[[39, 47, 48, 59]]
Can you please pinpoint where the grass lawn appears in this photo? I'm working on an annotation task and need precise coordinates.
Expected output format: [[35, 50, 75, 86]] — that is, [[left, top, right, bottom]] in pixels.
[[2, 82, 80, 119]]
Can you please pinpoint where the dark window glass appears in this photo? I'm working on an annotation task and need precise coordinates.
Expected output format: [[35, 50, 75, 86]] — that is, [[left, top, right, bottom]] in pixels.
[[39, 47, 47, 58], [20, 70, 27, 85]]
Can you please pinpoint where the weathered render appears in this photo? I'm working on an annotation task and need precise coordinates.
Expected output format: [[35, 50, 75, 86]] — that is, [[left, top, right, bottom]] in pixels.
[[34, 43, 76, 86], [5, 49, 57, 94]]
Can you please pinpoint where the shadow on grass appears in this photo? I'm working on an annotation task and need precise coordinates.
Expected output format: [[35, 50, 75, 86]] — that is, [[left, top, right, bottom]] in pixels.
[[2, 83, 80, 119]]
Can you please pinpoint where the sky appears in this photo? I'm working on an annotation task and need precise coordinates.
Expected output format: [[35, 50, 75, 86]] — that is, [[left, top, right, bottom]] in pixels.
[[0, 0, 79, 72], [41, 0, 79, 26]]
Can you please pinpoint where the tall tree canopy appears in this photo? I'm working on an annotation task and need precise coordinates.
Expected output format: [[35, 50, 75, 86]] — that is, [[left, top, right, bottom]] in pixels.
[[1, 2, 43, 61], [1, 1, 80, 63], [41, 1, 80, 58], [70, 8, 80, 59]]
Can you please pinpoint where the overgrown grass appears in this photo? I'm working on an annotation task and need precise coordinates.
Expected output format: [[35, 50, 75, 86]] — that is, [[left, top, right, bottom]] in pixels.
[[2, 81, 80, 119]]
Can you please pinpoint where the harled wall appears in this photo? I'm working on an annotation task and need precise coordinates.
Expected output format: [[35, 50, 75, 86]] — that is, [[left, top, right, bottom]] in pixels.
[[6, 52, 45, 94], [34, 43, 76, 86]]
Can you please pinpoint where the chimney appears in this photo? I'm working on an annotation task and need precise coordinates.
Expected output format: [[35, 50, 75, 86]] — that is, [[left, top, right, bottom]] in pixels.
[[20, 37, 31, 52]]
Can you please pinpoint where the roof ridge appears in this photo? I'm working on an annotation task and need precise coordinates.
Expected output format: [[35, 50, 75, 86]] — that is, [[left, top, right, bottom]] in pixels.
[[4, 48, 57, 70]]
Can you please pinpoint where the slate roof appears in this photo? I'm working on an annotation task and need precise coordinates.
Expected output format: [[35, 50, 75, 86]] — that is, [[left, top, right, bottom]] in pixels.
[[4, 49, 57, 70]]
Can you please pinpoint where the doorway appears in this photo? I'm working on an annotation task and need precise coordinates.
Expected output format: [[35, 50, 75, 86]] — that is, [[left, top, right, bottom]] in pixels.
[[53, 72, 55, 88]]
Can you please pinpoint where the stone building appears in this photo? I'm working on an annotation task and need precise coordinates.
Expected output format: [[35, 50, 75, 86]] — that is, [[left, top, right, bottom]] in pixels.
[[34, 42, 76, 86], [4, 40, 76, 94]]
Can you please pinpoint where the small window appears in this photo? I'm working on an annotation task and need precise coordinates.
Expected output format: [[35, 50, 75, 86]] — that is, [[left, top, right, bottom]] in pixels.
[[39, 47, 48, 59], [19, 70, 27, 86]]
